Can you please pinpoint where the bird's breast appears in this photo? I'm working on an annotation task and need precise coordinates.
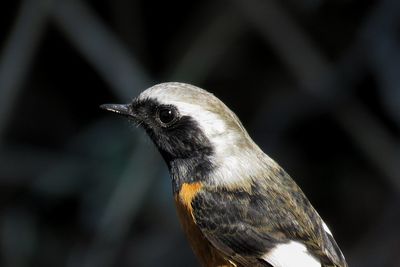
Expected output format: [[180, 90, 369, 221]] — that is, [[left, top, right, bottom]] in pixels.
[[178, 182, 203, 217], [175, 182, 233, 267]]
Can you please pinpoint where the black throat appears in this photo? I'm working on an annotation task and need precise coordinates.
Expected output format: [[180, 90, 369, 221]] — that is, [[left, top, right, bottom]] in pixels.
[[168, 153, 215, 194], [154, 116, 216, 194]]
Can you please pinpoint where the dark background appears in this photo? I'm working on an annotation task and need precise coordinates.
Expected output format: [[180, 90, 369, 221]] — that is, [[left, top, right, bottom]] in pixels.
[[1, 0, 399, 266]]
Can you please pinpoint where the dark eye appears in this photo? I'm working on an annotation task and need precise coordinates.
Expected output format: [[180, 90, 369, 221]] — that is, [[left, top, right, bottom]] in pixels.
[[157, 106, 179, 126]]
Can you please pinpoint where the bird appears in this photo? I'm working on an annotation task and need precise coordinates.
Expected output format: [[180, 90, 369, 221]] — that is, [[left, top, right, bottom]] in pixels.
[[101, 82, 348, 267]]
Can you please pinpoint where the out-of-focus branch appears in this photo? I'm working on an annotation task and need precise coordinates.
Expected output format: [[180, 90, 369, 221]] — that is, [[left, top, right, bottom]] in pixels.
[[0, 0, 51, 143], [79, 138, 163, 267], [335, 101, 400, 191], [166, 4, 244, 83], [51, 0, 151, 100], [231, 0, 332, 95]]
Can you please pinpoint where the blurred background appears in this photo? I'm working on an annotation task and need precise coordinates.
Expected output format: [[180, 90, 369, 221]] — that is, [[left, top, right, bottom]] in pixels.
[[0, 0, 399, 266]]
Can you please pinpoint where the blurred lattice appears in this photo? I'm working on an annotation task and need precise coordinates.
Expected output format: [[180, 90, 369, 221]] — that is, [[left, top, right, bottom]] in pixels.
[[0, 1, 399, 266]]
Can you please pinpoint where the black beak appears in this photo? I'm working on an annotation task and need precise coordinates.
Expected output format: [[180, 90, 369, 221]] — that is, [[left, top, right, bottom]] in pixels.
[[100, 103, 132, 117]]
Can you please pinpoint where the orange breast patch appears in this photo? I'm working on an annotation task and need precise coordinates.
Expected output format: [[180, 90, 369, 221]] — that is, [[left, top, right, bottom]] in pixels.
[[174, 182, 233, 266], [178, 182, 202, 215]]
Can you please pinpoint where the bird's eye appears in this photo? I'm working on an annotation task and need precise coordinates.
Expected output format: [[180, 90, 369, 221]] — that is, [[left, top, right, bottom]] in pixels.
[[157, 106, 179, 126]]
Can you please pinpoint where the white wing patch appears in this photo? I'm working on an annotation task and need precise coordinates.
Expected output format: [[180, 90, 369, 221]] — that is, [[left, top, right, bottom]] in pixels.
[[262, 241, 320, 267]]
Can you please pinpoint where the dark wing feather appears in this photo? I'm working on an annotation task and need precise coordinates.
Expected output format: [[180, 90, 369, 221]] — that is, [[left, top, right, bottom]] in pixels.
[[191, 170, 347, 267]]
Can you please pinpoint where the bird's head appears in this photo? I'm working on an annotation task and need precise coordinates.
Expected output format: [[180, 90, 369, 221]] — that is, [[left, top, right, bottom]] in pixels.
[[101, 82, 275, 188]]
